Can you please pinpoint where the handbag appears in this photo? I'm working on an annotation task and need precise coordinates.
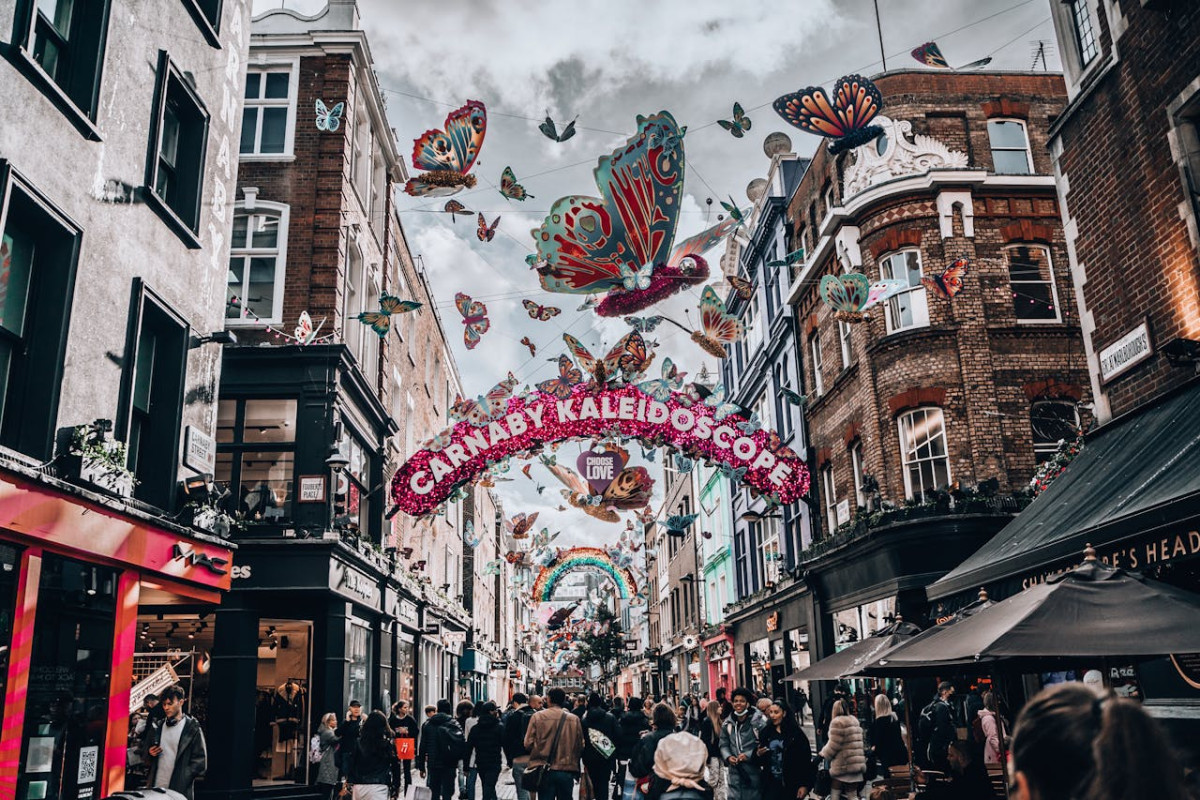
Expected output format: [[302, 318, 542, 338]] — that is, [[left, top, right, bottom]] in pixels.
[[812, 756, 831, 796], [521, 710, 569, 791], [579, 768, 595, 800]]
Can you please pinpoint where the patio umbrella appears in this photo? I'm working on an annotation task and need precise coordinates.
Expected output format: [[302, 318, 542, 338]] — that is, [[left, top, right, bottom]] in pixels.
[[785, 619, 922, 682], [876, 545, 1200, 671], [853, 588, 994, 677]]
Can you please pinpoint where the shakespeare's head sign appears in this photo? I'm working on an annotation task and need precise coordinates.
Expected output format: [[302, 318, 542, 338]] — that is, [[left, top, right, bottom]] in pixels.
[[392, 384, 810, 517]]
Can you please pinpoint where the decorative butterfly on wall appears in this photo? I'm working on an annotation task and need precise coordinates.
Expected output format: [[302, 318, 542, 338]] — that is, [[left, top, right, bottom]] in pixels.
[[476, 213, 500, 243], [356, 294, 423, 338], [449, 372, 518, 426], [729, 275, 753, 300], [911, 41, 992, 71], [773, 74, 885, 155], [659, 513, 699, 536], [520, 336, 537, 357], [780, 387, 808, 407], [539, 112, 578, 143], [522, 299, 561, 321], [404, 100, 487, 197], [691, 285, 745, 358], [533, 111, 705, 316], [717, 102, 752, 138], [315, 99, 344, 132], [444, 200, 472, 222], [499, 167, 533, 201], [818, 273, 907, 323], [921, 258, 968, 299], [454, 292, 490, 349], [564, 331, 654, 384], [505, 512, 540, 539], [637, 357, 687, 402], [766, 248, 806, 269], [536, 354, 584, 399]]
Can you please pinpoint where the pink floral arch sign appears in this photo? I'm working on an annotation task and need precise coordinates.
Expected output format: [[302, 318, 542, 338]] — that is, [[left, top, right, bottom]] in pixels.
[[391, 385, 810, 516]]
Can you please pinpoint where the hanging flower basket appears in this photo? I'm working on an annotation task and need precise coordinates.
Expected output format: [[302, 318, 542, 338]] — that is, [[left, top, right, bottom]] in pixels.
[[63, 422, 136, 498]]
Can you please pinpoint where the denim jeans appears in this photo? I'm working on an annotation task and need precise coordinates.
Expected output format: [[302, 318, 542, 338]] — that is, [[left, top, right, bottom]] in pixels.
[[463, 767, 478, 800], [540, 770, 575, 800], [511, 759, 531, 800]]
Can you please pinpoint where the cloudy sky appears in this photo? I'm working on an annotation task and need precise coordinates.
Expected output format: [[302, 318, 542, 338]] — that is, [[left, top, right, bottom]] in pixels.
[[259, 0, 1060, 551]]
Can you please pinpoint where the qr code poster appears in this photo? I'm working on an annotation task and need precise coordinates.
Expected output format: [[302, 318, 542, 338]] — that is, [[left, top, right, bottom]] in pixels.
[[77, 746, 98, 784]]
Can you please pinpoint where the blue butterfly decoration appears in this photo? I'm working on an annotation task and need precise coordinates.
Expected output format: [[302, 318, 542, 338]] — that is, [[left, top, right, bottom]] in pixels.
[[736, 413, 763, 435], [674, 453, 695, 473], [641, 446, 658, 461], [659, 513, 699, 536], [315, 99, 345, 132], [625, 315, 665, 333], [721, 464, 748, 482], [704, 384, 739, 421], [637, 357, 686, 402], [463, 520, 481, 548]]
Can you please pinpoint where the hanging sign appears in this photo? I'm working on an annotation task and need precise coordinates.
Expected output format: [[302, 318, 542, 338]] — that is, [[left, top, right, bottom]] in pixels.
[[578, 448, 626, 495], [129, 663, 180, 714]]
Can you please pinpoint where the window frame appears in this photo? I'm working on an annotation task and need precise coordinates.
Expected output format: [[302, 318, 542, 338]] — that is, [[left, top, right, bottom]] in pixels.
[[238, 61, 300, 160], [144, 50, 211, 247], [1068, 0, 1099, 67], [1031, 399, 1080, 462], [821, 464, 837, 534], [810, 332, 824, 396], [838, 319, 853, 369], [1006, 243, 1062, 323], [850, 441, 865, 508], [215, 397, 300, 526], [179, 0, 223, 49], [987, 118, 1034, 176], [897, 407, 952, 502], [880, 249, 930, 333], [226, 201, 290, 326]]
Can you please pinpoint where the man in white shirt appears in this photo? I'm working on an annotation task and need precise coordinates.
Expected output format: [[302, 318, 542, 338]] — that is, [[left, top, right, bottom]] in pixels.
[[144, 684, 207, 800]]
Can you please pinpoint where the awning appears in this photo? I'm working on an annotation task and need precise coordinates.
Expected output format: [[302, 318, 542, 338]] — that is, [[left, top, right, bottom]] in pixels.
[[930, 379, 1200, 600]]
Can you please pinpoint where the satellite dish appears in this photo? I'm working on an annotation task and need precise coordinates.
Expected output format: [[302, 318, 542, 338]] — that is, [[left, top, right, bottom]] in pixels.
[[746, 179, 768, 202], [763, 132, 793, 158]]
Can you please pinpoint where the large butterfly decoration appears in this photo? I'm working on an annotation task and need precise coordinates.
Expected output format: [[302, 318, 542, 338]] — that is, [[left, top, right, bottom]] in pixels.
[[505, 512, 539, 539], [766, 248, 806, 269], [539, 112, 578, 143], [292, 311, 330, 345], [564, 331, 654, 385], [499, 167, 533, 201], [717, 102, 752, 138], [520, 336, 537, 357], [543, 456, 654, 522], [443, 200, 472, 222], [476, 213, 500, 243], [911, 41, 993, 71], [720, 198, 748, 232], [404, 100, 487, 197], [921, 258, 968, 299], [454, 292, 491, 349], [357, 294, 423, 338], [449, 373, 517, 427], [522, 299, 561, 321], [729, 275, 753, 300], [773, 74, 885, 155], [691, 285, 745, 359], [818, 273, 907, 323], [533, 111, 705, 316], [536, 355, 584, 399], [659, 513, 699, 536], [637, 357, 687, 402], [315, 99, 344, 132]]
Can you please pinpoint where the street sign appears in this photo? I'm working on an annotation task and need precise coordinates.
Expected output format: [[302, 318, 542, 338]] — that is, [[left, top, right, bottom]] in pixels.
[[624, 640, 639, 652]]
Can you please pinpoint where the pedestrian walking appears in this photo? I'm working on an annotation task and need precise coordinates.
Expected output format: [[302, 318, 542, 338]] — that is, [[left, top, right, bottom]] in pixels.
[[630, 704, 678, 792], [338, 701, 364, 777], [315, 712, 341, 800], [614, 695, 651, 800], [389, 700, 419, 795], [644, 732, 714, 800], [467, 701, 504, 800], [718, 688, 764, 800], [756, 699, 814, 800], [141, 684, 207, 800], [346, 710, 399, 800], [457, 701, 476, 800], [713, 688, 732, 721], [922, 682, 956, 772], [581, 692, 619, 800], [819, 700, 866, 800], [502, 693, 536, 800], [794, 689, 808, 725], [524, 687, 584, 800], [419, 699, 467, 800], [817, 684, 847, 743], [974, 691, 1006, 767], [867, 694, 907, 771], [697, 701, 726, 800]]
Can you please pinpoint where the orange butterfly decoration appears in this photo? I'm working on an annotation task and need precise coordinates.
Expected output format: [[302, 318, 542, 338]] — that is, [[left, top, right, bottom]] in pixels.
[[520, 336, 537, 356], [921, 258, 968, 299], [523, 299, 562, 321]]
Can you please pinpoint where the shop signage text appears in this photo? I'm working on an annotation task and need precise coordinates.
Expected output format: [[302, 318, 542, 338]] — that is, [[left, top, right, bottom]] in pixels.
[[398, 599, 419, 627], [1099, 321, 1153, 384], [298, 475, 327, 503], [1020, 530, 1200, 589], [172, 542, 229, 575], [129, 663, 179, 713], [184, 426, 216, 474], [332, 563, 379, 604], [766, 611, 780, 633]]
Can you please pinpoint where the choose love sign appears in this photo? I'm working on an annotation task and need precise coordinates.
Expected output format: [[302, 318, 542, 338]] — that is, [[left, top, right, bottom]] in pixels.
[[578, 449, 627, 495], [392, 384, 810, 516]]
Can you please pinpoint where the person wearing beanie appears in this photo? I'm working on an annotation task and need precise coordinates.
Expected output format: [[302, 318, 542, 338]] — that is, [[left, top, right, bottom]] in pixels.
[[645, 732, 715, 800]]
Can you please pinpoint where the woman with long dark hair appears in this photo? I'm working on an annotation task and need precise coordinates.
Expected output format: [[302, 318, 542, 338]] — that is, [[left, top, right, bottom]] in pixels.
[[756, 699, 814, 800], [346, 710, 398, 800]]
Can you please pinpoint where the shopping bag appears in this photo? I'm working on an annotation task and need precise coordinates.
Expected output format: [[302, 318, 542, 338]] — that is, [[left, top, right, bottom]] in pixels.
[[395, 737, 416, 760], [405, 786, 432, 800], [579, 768, 595, 800]]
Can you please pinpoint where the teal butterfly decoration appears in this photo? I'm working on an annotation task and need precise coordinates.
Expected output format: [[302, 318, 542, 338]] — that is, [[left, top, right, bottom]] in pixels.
[[357, 294, 423, 338], [717, 102, 752, 138], [463, 520, 481, 548], [673, 453, 694, 474], [766, 248, 806, 268], [637, 357, 686, 402], [721, 464, 748, 482], [624, 315, 664, 333], [619, 262, 653, 291], [736, 413, 763, 435], [641, 447, 658, 461], [720, 197, 747, 231], [659, 513, 699, 536], [704, 384, 739, 421], [315, 99, 344, 132], [780, 387, 808, 407]]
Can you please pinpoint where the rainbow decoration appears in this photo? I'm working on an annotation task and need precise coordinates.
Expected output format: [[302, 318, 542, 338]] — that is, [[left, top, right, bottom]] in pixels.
[[533, 547, 638, 602]]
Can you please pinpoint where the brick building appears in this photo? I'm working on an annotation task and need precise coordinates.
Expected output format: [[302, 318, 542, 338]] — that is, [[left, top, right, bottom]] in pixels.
[[784, 70, 1090, 706], [654, 453, 704, 699]]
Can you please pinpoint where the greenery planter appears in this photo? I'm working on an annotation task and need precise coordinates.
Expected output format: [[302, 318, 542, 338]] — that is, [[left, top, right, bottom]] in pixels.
[[62, 452, 135, 498]]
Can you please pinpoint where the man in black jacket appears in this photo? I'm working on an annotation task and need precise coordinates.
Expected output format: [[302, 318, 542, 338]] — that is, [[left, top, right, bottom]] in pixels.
[[581, 693, 619, 800], [613, 696, 651, 800], [502, 694, 535, 800], [927, 681, 958, 773], [142, 685, 206, 800], [419, 699, 465, 800], [468, 702, 505, 800]]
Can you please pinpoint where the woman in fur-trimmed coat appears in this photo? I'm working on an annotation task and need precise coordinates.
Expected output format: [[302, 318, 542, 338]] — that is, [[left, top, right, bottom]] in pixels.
[[819, 700, 866, 800]]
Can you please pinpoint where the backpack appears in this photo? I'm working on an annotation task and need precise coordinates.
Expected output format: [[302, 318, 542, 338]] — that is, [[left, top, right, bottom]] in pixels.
[[308, 734, 324, 764], [502, 708, 532, 759], [587, 727, 616, 759], [439, 723, 469, 763], [917, 700, 938, 744]]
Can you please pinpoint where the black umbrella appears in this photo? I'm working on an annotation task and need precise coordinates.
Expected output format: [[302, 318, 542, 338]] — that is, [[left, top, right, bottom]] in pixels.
[[876, 546, 1200, 670], [854, 589, 994, 677], [785, 619, 922, 682]]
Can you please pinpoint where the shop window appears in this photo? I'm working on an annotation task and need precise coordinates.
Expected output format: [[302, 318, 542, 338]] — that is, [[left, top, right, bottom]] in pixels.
[[747, 639, 771, 697], [335, 430, 374, 536], [343, 242, 367, 360], [0, 545, 19, 726], [215, 398, 297, 524], [0, 166, 80, 460], [1007, 244, 1060, 321], [1068, 0, 1098, 66], [1179, 102, 1200, 236], [347, 619, 372, 708], [180, 0, 222, 45], [226, 205, 288, 324], [17, 555, 118, 800], [810, 332, 824, 396], [1032, 400, 1080, 462], [880, 250, 929, 332], [897, 407, 952, 502], [988, 119, 1033, 175], [256, 620, 311, 784], [13, 0, 112, 131], [850, 441, 866, 507], [240, 66, 294, 156], [146, 52, 210, 243], [822, 465, 838, 533]]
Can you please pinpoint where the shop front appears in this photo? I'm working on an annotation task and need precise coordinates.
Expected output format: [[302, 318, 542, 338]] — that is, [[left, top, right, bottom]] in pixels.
[[726, 578, 811, 709], [461, 648, 489, 703], [0, 468, 233, 800], [703, 631, 735, 697]]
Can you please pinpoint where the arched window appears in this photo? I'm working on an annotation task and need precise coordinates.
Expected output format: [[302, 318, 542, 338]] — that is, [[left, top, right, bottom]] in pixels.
[[897, 407, 951, 501], [1031, 400, 1080, 462], [227, 204, 288, 323], [879, 249, 928, 333]]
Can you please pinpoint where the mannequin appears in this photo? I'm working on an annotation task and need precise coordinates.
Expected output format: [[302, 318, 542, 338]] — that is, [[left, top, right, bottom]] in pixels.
[[270, 679, 305, 778]]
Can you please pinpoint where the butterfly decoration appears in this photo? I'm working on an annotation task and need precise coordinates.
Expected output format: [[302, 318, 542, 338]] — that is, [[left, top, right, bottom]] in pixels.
[[525, 253, 546, 270], [729, 275, 753, 300], [637, 357, 687, 402], [463, 520, 481, 548], [774, 74, 885, 155], [911, 41, 993, 71], [443, 200, 472, 222], [691, 285, 745, 359], [357, 294, 423, 338], [659, 513, 699, 536], [533, 111, 706, 317], [818, 273, 907, 323], [521, 464, 533, 480], [641, 446, 658, 461], [535, 483, 545, 495], [543, 456, 654, 522], [454, 292, 490, 349], [674, 453, 695, 474], [780, 387, 808, 407], [720, 197, 748, 232], [520, 336, 537, 357], [448, 372, 517, 426], [539, 112, 578, 143], [504, 551, 528, 566], [315, 99, 344, 132], [522, 299, 562, 321], [704, 384, 740, 421], [505, 512, 539, 539], [717, 102, 752, 138], [483, 559, 502, 576], [766, 248, 806, 269], [564, 331, 654, 385], [920, 258, 968, 299], [285, 310, 333, 345], [666, 215, 739, 270], [476, 213, 500, 243], [404, 100, 487, 197], [422, 427, 454, 452], [721, 464, 748, 482], [497, 166, 534, 202], [577, 296, 600, 312], [736, 413, 763, 435], [536, 354, 584, 399], [624, 315, 664, 333]]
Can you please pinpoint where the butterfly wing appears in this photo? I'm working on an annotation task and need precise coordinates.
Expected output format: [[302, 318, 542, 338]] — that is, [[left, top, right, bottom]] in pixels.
[[536, 355, 583, 399], [773, 85, 847, 138], [563, 334, 599, 377], [602, 466, 654, 509], [938, 258, 968, 298], [545, 460, 589, 496], [603, 331, 653, 381], [378, 295, 422, 315], [831, 74, 884, 132], [356, 311, 391, 338], [819, 273, 871, 313], [699, 285, 745, 344], [520, 336, 536, 356], [449, 394, 485, 425], [476, 213, 490, 242], [411, 100, 487, 175], [499, 166, 532, 201], [911, 41, 950, 69], [667, 216, 737, 268], [539, 115, 558, 141], [557, 118, 577, 142], [729, 275, 753, 299], [295, 311, 314, 343], [863, 279, 910, 309]]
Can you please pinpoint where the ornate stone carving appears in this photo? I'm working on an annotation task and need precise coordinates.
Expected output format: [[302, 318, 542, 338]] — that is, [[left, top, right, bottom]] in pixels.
[[842, 116, 969, 198]]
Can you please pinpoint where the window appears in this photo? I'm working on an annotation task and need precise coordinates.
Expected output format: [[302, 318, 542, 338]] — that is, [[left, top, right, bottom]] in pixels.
[[743, 296, 763, 355], [880, 250, 929, 332], [824, 183, 836, 217], [343, 241, 368, 360], [762, 516, 781, 584], [121, 281, 188, 510], [988, 119, 1033, 175], [13, 0, 111, 131], [773, 361, 795, 442], [850, 442, 866, 507], [753, 392, 772, 435], [838, 320, 853, 368], [1069, 0, 1098, 66], [810, 333, 824, 395], [822, 465, 837, 534], [346, 619, 372, 710], [1031, 400, 1080, 462], [240, 67, 295, 156], [336, 429, 375, 537], [897, 407, 951, 502], [1008, 245, 1060, 321], [180, 0, 222, 46], [146, 52, 210, 241], [215, 398, 298, 524], [0, 166, 80, 460], [226, 205, 288, 323]]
